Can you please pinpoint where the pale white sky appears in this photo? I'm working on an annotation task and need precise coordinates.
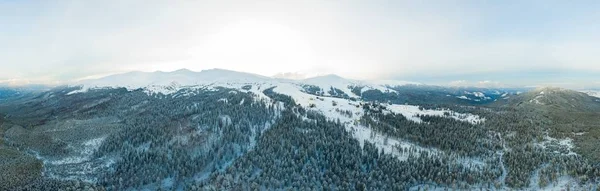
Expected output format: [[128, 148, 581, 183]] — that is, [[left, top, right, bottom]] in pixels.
[[1, 0, 599, 88]]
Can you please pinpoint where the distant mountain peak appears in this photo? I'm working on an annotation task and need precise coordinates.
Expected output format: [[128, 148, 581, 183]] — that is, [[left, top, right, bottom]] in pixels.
[[172, 68, 194, 73], [73, 68, 272, 93], [305, 74, 351, 81], [502, 86, 600, 111]]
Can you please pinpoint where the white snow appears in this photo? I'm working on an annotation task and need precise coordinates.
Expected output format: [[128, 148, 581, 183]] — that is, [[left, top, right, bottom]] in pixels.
[[463, 91, 491, 100], [271, 83, 484, 161], [71, 69, 273, 95], [581, 90, 600, 98], [538, 176, 597, 191], [81, 137, 106, 156], [572, 132, 587, 136], [69, 68, 485, 162], [530, 95, 544, 105], [66, 88, 87, 95], [385, 104, 484, 124], [473, 92, 485, 98], [350, 125, 438, 161], [301, 74, 397, 97], [535, 133, 577, 156], [69, 69, 401, 101], [46, 156, 89, 165], [457, 95, 471, 100]]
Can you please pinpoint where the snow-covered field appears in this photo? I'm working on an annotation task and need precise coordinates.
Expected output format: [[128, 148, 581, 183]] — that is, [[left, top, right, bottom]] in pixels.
[[384, 104, 484, 124]]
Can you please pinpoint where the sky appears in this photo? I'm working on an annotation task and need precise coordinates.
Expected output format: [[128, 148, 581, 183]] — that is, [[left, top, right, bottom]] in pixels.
[[1, 0, 599, 89]]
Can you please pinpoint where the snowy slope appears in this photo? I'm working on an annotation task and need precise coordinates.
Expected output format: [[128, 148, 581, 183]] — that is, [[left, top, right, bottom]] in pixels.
[[271, 84, 439, 160], [71, 69, 399, 98], [272, 82, 484, 160], [70, 67, 484, 124], [384, 104, 484, 124], [581, 90, 600, 98], [301, 74, 396, 97]]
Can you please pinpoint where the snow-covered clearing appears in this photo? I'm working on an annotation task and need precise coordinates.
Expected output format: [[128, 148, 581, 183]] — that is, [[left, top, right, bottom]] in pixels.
[[384, 104, 484, 124], [535, 133, 577, 156]]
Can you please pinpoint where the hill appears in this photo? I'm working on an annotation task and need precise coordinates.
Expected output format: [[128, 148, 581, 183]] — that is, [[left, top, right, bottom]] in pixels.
[[498, 87, 600, 163]]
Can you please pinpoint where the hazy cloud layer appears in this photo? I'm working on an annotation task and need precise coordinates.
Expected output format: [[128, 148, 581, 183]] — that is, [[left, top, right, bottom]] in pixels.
[[1, 0, 599, 88]]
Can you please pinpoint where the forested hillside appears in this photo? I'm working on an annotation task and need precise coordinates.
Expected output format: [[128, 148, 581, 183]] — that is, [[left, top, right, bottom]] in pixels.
[[0, 83, 598, 190]]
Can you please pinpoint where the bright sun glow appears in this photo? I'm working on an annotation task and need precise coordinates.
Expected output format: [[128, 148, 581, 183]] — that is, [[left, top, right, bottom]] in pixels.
[[181, 19, 318, 76]]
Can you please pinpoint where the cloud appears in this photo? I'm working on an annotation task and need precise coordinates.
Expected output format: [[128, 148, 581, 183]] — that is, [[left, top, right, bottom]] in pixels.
[[0, 1, 599, 87], [448, 80, 506, 88], [272, 72, 309, 80]]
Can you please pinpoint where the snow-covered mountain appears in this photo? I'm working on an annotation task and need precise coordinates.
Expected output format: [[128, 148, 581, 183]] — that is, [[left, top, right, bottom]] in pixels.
[[581, 90, 600, 98], [300, 74, 394, 98], [78, 69, 268, 89], [70, 68, 401, 97]]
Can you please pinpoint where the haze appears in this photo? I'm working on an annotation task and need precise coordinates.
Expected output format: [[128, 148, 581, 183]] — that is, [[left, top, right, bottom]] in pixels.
[[1, 0, 599, 89]]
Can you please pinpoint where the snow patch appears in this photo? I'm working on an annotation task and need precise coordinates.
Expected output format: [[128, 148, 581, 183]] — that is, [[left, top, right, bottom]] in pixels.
[[530, 95, 544, 105], [81, 137, 106, 156], [572, 132, 587, 136], [535, 133, 577, 156], [457, 95, 471, 100], [473, 92, 485, 98], [385, 104, 484, 124]]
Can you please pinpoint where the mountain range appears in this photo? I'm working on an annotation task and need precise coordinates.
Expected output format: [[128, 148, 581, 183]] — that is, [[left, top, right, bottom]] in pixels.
[[0, 68, 599, 190]]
